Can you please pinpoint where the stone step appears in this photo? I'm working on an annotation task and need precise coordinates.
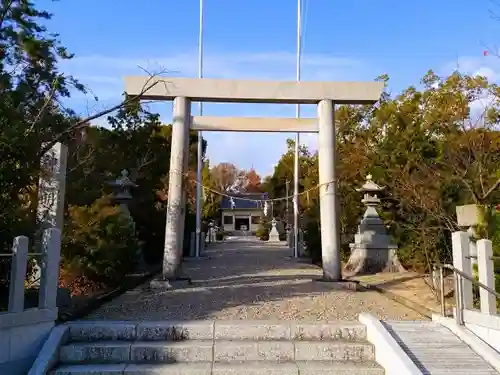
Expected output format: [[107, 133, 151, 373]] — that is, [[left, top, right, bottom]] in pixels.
[[215, 321, 366, 341], [51, 361, 384, 375], [59, 340, 214, 364], [66, 321, 213, 342], [214, 340, 375, 362], [66, 321, 366, 342], [59, 340, 375, 364]]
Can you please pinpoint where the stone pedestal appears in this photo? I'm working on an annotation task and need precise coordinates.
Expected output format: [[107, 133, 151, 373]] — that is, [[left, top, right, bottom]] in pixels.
[[149, 276, 191, 290], [345, 176, 404, 276], [268, 218, 280, 242]]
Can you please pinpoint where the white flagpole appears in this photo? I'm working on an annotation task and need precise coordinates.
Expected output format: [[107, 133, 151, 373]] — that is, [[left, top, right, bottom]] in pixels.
[[293, 0, 302, 258], [195, 0, 204, 257]]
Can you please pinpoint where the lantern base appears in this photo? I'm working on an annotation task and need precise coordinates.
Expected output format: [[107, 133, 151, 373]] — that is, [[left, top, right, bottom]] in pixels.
[[149, 275, 192, 290], [344, 244, 405, 276]]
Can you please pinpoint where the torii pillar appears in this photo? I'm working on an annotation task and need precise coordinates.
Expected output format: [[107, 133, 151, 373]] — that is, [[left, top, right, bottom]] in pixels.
[[161, 96, 191, 281], [317, 99, 342, 281]]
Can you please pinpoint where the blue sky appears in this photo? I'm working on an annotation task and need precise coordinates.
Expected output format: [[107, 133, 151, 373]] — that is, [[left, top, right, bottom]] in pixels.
[[42, 0, 499, 176]]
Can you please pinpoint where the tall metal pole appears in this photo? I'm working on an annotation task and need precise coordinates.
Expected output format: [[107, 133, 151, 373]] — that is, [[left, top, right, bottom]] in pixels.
[[195, 0, 204, 257], [285, 180, 290, 218], [293, 0, 302, 258]]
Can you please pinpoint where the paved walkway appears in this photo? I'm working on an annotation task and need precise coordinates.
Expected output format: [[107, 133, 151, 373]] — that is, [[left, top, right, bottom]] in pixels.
[[85, 239, 426, 321]]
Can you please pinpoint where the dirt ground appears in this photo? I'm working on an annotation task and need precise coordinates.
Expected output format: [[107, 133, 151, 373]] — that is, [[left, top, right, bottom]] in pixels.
[[352, 271, 453, 315]]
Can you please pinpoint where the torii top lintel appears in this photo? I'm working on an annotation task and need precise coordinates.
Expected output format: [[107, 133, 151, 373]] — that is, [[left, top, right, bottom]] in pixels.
[[124, 76, 384, 105]]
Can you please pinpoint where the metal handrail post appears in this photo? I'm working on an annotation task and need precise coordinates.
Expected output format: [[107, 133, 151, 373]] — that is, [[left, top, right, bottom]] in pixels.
[[439, 266, 446, 316]]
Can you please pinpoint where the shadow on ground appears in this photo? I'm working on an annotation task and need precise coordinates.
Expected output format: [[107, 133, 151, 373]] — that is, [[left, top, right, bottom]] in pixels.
[[84, 239, 426, 321]]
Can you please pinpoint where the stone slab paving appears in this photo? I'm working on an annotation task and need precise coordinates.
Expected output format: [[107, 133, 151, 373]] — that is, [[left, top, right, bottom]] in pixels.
[[85, 240, 425, 321]]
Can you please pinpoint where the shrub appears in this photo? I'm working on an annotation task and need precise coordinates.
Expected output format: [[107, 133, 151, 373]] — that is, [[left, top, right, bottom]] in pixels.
[[61, 196, 140, 286], [256, 221, 269, 241], [183, 211, 196, 257], [303, 217, 321, 264]]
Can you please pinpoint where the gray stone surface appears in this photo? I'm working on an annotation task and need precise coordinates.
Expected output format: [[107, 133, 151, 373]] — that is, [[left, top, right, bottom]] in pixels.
[[59, 342, 131, 363], [317, 99, 342, 282], [296, 361, 384, 375], [130, 341, 213, 363], [214, 341, 294, 362], [84, 241, 424, 321], [267, 219, 280, 243], [1, 318, 54, 374], [68, 322, 136, 342], [27, 325, 68, 375], [50, 364, 126, 374], [37, 142, 67, 233], [212, 362, 298, 375], [162, 96, 191, 279], [8, 235, 29, 313], [50, 361, 385, 375], [192, 116, 318, 133], [346, 175, 403, 275], [294, 341, 375, 361], [136, 322, 214, 341], [214, 322, 290, 341], [50, 310, 387, 375], [124, 76, 384, 104], [124, 363, 212, 375], [290, 323, 366, 341]]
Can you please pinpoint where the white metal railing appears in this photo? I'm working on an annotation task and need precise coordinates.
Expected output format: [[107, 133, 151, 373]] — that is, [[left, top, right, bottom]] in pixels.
[[433, 262, 500, 325]]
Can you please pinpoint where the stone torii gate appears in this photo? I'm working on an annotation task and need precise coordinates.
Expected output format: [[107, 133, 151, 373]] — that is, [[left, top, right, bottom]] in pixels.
[[124, 76, 383, 283]]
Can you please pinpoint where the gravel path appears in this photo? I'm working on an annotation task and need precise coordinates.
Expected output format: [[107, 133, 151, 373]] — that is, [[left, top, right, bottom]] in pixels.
[[85, 240, 425, 321]]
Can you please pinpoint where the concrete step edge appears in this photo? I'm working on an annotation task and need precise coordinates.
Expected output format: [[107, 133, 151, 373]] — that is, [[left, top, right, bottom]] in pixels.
[[51, 361, 385, 375], [65, 320, 367, 342], [60, 338, 374, 348]]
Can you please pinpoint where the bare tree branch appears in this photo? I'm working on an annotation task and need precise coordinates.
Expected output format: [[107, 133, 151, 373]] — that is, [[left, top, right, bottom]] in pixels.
[[38, 69, 170, 157]]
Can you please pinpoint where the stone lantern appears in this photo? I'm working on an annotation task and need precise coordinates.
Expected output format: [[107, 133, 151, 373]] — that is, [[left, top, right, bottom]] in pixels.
[[108, 169, 137, 216], [108, 170, 146, 270], [344, 175, 404, 275], [268, 217, 281, 242]]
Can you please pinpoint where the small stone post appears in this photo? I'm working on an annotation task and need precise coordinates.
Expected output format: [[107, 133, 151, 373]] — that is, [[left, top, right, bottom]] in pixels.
[[38, 228, 61, 310], [345, 175, 404, 275], [456, 204, 480, 272], [210, 221, 216, 243], [8, 236, 29, 313], [207, 221, 214, 243], [452, 231, 474, 310], [477, 239, 496, 314]]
